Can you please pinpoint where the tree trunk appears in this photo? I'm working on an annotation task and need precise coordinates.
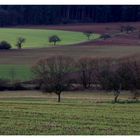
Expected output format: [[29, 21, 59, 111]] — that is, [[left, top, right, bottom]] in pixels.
[[114, 94, 119, 103], [58, 93, 61, 102], [54, 42, 56, 46]]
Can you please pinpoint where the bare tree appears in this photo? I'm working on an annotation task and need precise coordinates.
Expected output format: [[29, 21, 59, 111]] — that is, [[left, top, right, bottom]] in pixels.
[[118, 56, 140, 100], [32, 55, 74, 102], [83, 31, 93, 40], [16, 37, 26, 49], [122, 25, 136, 34], [77, 57, 99, 89], [100, 34, 111, 40], [98, 58, 122, 103]]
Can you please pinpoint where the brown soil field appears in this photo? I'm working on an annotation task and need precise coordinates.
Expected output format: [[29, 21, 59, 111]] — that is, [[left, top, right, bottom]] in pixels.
[[15, 22, 140, 33], [0, 90, 133, 102], [0, 45, 140, 65]]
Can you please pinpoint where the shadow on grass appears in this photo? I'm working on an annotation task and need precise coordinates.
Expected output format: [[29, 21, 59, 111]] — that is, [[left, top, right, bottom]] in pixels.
[[94, 99, 140, 104], [111, 100, 140, 104]]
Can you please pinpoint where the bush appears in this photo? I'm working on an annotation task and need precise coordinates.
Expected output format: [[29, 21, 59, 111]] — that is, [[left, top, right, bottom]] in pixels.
[[120, 25, 136, 33], [100, 34, 111, 40], [10, 81, 26, 90], [0, 41, 12, 50], [0, 79, 10, 91]]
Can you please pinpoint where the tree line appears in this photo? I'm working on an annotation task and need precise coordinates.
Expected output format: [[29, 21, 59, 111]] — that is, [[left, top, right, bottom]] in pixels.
[[32, 55, 140, 103], [0, 5, 140, 26], [0, 54, 139, 103]]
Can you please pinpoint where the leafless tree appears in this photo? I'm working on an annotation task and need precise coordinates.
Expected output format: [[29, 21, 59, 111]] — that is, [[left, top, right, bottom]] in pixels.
[[77, 57, 99, 89], [32, 55, 74, 102], [16, 37, 26, 49], [83, 31, 93, 40]]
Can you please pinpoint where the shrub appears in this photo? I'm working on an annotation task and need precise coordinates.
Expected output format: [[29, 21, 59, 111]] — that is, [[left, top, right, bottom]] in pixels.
[[10, 82, 26, 90], [100, 34, 111, 40], [0, 41, 12, 50], [120, 25, 136, 33], [0, 79, 10, 91]]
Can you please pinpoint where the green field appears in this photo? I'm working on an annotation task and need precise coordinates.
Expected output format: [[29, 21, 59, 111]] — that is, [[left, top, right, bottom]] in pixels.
[[0, 28, 99, 48], [0, 91, 139, 135], [0, 65, 31, 81]]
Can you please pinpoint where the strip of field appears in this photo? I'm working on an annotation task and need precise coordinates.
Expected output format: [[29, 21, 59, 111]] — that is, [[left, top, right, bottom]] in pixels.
[[18, 22, 140, 46], [0, 28, 99, 48], [0, 45, 140, 81], [0, 45, 140, 65], [0, 65, 31, 81], [0, 91, 139, 135]]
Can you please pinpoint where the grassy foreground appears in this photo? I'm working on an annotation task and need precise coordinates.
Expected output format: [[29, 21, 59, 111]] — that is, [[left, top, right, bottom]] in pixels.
[[0, 28, 99, 48], [0, 91, 139, 135]]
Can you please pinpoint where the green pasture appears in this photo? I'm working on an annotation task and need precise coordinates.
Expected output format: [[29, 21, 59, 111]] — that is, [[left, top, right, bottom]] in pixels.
[[0, 95, 139, 135], [0, 28, 99, 48], [0, 65, 31, 81]]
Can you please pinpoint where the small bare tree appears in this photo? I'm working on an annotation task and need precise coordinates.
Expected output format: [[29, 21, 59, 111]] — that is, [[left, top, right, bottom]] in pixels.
[[16, 37, 26, 49], [77, 57, 99, 89], [32, 55, 74, 102], [98, 58, 122, 103], [118, 56, 140, 101], [83, 31, 93, 40]]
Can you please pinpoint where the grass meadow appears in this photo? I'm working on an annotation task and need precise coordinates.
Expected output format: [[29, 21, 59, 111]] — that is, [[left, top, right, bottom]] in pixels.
[[0, 45, 140, 81], [0, 26, 140, 135], [0, 65, 31, 81], [0, 28, 99, 48], [0, 91, 139, 135]]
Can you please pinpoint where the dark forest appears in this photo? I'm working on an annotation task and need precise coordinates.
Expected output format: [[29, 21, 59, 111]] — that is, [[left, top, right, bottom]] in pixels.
[[0, 5, 140, 26]]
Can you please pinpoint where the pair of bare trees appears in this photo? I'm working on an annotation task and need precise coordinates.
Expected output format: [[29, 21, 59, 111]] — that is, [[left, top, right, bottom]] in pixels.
[[48, 31, 93, 46], [120, 25, 136, 34]]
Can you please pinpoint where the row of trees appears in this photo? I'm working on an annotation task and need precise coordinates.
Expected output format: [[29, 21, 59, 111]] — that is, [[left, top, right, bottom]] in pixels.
[[0, 33, 90, 49], [0, 5, 140, 26], [0, 37, 26, 50], [32, 55, 140, 102]]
